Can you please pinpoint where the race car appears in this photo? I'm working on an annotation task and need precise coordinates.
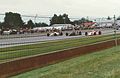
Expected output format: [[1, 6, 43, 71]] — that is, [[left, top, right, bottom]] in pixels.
[[47, 32, 63, 36], [88, 30, 101, 36]]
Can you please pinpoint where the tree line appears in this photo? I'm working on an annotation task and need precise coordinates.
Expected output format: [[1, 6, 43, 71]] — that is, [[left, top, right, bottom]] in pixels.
[[0, 12, 93, 30], [0, 12, 49, 30]]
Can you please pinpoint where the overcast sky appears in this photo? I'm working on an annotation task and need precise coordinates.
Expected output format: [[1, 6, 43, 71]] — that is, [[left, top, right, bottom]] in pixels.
[[0, 0, 120, 18]]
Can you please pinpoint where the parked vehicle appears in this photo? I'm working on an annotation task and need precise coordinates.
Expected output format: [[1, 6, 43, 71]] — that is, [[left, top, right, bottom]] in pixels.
[[3, 30, 12, 35], [2, 29, 17, 35]]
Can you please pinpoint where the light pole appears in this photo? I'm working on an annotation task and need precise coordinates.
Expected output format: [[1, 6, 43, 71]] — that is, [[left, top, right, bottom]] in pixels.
[[113, 15, 118, 47], [34, 14, 38, 27]]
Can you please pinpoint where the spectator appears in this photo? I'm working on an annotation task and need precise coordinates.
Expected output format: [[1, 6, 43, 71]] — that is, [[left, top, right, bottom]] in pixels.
[[54, 33, 57, 36], [98, 31, 101, 35], [66, 32, 69, 36], [94, 32, 96, 35], [79, 31, 82, 35], [47, 33, 50, 36], [85, 32, 88, 36], [60, 32, 63, 36]]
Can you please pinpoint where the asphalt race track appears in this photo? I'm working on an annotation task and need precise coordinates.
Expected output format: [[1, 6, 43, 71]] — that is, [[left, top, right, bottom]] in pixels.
[[0, 29, 120, 48]]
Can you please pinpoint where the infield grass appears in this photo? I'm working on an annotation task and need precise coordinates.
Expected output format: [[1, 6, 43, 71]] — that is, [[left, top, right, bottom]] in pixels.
[[11, 45, 120, 78]]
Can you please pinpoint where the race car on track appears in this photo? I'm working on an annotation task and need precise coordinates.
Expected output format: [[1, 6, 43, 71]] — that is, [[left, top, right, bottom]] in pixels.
[[47, 32, 63, 36], [87, 30, 101, 36]]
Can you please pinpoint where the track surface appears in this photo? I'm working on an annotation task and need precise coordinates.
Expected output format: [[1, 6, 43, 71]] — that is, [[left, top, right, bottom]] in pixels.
[[0, 29, 119, 48]]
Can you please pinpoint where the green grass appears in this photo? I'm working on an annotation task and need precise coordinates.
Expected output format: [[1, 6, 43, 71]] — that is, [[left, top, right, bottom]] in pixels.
[[0, 34, 119, 63], [11, 45, 120, 78]]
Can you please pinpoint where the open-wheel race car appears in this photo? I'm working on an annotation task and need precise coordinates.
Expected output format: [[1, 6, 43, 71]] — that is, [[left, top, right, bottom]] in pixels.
[[47, 32, 63, 36], [86, 30, 102, 36]]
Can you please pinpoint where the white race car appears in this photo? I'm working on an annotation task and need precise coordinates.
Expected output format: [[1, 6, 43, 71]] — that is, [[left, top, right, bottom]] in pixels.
[[49, 32, 60, 36], [88, 30, 101, 36]]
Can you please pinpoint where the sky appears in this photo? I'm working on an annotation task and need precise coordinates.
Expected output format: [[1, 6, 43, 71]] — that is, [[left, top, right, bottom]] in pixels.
[[0, 0, 120, 20]]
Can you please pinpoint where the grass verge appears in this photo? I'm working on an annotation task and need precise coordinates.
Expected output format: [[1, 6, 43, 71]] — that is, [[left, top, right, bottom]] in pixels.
[[11, 45, 120, 78]]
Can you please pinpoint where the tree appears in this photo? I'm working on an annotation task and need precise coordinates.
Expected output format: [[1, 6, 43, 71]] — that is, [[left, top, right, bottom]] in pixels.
[[62, 14, 71, 24], [58, 15, 64, 24], [41, 23, 48, 27], [73, 20, 81, 25], [0, 22, 2, 29], [0, 22, 5, 29], [73, 18, 92, 25], [35, 22, 48, 27], [50, 14, 58, 25], [117, 16, 120, 20], [27, 20, 35, 29], [4, 12, 24, 29], [80, 17, 91, 23], [50, 14, 71, 25], [107, 16, 111, 20]]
